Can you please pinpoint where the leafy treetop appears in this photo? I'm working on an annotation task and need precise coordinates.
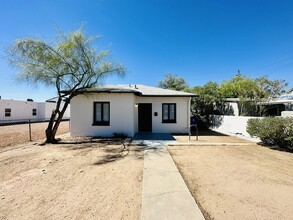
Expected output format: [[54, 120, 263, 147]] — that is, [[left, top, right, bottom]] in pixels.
[[6, 28, 124, 143], [158, 73, 189, 91], [7, 28, 124, 98]]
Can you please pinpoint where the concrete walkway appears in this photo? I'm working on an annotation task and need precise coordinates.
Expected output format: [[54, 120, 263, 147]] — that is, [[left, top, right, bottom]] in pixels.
[[137, 139, 205, 220]]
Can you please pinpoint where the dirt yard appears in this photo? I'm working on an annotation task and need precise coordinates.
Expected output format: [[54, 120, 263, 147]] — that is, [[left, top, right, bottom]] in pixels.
[[169, 133, 293, 220], [0, 121, 69, 148], [0, 137, 144, 220]]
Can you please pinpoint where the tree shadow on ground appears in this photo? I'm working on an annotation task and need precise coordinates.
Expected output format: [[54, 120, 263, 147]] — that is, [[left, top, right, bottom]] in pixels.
[[93, 144, 145, 166], [93, 151, 129, 165], [54, 137, 145, 165], [58, 137, 127, 150], [184, 129, 228, 136], [197, 130, 228, 136], [143, 146, 167, 157]]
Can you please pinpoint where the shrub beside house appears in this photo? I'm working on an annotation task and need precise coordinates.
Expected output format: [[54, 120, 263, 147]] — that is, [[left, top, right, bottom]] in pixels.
[[247, 117, 293, 150]]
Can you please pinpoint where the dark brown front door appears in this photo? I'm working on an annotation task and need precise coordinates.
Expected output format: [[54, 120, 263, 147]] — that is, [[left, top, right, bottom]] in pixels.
[[138, 103, 152, 132]]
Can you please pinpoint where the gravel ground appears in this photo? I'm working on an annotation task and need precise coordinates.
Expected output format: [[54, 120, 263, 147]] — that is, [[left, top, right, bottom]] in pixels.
[[0, 138, 144, 220], [0, 121, 69, 148], [169, 134, 293, 220]]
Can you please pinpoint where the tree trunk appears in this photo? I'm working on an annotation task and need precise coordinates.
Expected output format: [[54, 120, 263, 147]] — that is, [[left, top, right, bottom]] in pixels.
[[46, 127, 58, 143], [46, 109, 58, 143], [45, 98, 70, 144]]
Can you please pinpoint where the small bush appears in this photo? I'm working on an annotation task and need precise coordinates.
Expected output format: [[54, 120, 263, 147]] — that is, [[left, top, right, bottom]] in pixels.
[[247, 117, 293, 150], [285, 137, 293, 150], [113, 132, 128, 140]]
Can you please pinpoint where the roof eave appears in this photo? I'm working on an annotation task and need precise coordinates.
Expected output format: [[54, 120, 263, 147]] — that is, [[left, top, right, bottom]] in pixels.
[[139, 94, 198, 97], [61, 89, 197, 97], [77, 90, 142, 96]]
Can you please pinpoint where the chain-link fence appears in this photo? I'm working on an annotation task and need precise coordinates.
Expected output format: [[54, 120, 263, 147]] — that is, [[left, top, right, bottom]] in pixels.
[[0, 118, 70, 148]]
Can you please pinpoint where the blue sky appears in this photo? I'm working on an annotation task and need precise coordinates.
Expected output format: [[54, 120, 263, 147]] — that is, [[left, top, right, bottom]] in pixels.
[[1, 0, 293, 101]]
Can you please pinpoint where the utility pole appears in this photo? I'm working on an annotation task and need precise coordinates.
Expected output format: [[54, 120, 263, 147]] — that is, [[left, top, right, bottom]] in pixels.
[[236, 69, 241, 77]]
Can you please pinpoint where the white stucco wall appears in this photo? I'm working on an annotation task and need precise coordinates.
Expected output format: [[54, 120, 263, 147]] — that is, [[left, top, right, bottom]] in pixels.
[[209, 115, 262, 139], [44, 102, 70, 119], [37, 103, 46, 119], [63, 103, 70, 118], [70, 93, 135, 137], [134, 96, 190, 134], [0, 99, 70, 121], [70, 94, 190, 137], [0, 100, 40, 121], [281, 111, 293, 117]]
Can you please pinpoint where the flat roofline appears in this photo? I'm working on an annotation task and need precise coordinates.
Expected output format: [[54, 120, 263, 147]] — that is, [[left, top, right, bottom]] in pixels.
[[74, 91, 197, 97], [75, 90, 142, 95]]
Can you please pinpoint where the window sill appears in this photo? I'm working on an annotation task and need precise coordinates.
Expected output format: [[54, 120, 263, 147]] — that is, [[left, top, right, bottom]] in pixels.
[[92, 122, 110, 126], [162, 120, 177, 124]]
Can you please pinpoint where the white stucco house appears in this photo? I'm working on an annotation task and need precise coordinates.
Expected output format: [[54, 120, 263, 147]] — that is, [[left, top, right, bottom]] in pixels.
[[70, 84, 196, 137], [0, 99, 70, 122]]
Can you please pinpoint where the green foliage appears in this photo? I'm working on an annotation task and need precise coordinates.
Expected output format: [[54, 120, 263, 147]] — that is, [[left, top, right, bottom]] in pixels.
[[221, 75, 258, 99], [189, 82, 223, 123], [7, 28, 124, 93], [185, 73, 289, 126], [247, 117, 293, 150], [220, 75, 260, 116], [157, 72, 289, 128], [158, 73, 189, 91], [255, 76, 288, 99], [6, 27, 124, 143], [157, 73, 289, 125], [219, 74, 288, 116]]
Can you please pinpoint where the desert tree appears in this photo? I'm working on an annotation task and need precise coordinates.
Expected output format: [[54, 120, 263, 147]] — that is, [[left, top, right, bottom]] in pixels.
[[6, 28, 124, 143], [189, 82, 224, 126], [220, 74, 288, 116], [158, 73, 189, 91]]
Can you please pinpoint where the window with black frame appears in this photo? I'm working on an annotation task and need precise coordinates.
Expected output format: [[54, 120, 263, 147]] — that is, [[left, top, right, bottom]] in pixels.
[[32, 108, 37, 116], [5, 108, 11, 117], [162, 103, 176, 123], [93, 102, 110, 125]]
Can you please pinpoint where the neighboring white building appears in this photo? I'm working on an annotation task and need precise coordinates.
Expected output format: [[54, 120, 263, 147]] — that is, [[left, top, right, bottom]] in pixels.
[[70, 84, 196, 137], [222, 92, 293, 117], [0, 99, 70, 122], [260, 92, 293, 117], [222, 98, 240, 116]]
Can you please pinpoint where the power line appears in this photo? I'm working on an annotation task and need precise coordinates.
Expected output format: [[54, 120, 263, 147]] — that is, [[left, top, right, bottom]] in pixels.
[[247, 56, 293, 73]]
